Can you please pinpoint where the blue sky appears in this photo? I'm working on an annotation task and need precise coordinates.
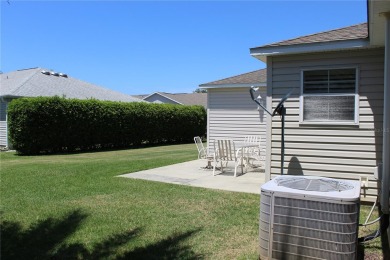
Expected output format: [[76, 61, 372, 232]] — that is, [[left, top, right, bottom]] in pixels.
[[1, 0, 367, 95]]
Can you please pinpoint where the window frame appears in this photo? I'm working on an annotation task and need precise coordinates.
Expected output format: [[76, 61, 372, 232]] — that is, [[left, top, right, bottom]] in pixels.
[[299, 66, 359, 125]]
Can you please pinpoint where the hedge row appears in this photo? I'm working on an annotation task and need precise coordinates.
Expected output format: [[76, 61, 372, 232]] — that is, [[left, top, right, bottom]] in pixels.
[[8, 97, 206, 154]]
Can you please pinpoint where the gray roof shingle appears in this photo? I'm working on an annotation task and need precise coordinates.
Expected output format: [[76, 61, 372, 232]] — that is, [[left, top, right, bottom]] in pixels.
[[137, 92, 207, 107], [199, 69, 267, 86], [160, 92, 207, 107], [1, 67, 142, 102], [257, 23, 368, 48]]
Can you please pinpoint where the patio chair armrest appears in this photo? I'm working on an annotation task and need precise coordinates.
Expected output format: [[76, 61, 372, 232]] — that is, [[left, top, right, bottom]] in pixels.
[[236, 147, 244, 159]]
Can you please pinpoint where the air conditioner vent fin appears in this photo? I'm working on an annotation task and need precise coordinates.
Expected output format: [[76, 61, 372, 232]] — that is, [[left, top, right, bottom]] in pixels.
[[259, 176, 360, 260]]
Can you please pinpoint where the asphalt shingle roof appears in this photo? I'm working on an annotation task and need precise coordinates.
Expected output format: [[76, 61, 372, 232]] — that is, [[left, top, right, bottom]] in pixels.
[[161, 92, 207, 107], [1, 67, 142, 102], [199, 69, 267, 86], [136, 92, 207, 107], [259, 23, 368, 48]]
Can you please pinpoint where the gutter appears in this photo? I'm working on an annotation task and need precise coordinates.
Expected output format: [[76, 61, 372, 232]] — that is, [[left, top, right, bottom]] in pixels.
[[250, 39, 372, 62], [199, 83, 266, 89]]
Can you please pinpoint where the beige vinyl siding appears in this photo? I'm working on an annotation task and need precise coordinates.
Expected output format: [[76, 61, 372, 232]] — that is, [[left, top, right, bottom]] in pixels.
[[207, 87, 267, 153], [268, 48, 384, 201]]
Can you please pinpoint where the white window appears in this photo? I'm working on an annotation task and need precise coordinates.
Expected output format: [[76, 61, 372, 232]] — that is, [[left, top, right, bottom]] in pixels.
[[300, 68, 358, 124]]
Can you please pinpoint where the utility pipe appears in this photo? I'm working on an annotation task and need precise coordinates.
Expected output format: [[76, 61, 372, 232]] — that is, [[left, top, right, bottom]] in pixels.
[[382, 12, 390, 215]]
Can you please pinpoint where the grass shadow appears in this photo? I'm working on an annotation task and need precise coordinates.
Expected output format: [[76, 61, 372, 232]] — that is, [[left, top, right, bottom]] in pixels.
[[1, 210, 202, 259], [1, 209, 88, 259], [118, 229, 203, 260]]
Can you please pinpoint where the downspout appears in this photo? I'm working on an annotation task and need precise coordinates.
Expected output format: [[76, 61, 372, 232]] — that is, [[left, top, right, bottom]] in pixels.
[[265, 57, 273, 181], [382, 12, 390, 215]]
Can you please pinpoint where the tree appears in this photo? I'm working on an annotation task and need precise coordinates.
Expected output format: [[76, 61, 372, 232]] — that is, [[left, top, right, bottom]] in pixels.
[[193, 88, 207, 93]]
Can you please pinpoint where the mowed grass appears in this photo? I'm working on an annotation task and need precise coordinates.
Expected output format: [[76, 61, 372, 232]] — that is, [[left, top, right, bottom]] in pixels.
[[0, 143, 384, 259], [1, 144, 259, 259]]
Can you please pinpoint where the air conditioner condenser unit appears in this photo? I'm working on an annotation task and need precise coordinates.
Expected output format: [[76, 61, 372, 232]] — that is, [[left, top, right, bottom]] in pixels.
[[259, 175, 361, 260]]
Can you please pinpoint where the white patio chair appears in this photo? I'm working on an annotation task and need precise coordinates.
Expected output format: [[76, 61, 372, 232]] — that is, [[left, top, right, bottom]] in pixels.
[[213, 139, 245, 177], [194, 136, 215, 169], [194, 136, 208, 159], [243, 136, 265, 168], [244, 135, 260, 144]]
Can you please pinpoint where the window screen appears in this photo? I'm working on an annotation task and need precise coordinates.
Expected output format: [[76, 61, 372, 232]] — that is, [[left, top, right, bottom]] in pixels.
[[303, 96, 355, 121], [302, 68, 357, 123]]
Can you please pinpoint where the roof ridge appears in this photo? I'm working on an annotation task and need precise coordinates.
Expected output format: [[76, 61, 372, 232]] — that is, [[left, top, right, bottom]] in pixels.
[[2, 67, 142, 102], [12, 68, 42, 95], [16, 67, 39, 71]]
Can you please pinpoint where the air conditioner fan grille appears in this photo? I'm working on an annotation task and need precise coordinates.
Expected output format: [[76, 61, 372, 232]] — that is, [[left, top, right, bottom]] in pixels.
[[275, 177, 354, 192]]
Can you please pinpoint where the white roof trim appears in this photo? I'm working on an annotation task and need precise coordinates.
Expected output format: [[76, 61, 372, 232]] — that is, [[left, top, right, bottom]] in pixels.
[[199, 82, 266, 89], [142, 92, 183, 105], [250, 39, 371, 60]]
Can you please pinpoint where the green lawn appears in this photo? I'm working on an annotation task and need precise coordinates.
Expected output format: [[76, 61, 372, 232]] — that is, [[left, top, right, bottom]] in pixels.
[[0, 143, 384, 259]]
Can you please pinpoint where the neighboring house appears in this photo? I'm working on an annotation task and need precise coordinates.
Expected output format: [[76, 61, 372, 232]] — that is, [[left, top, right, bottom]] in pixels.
[[249, 0, 390, 202], [0, 67, 143, 148], [199, 69, 267, 152], [135, 92, 207, 108]]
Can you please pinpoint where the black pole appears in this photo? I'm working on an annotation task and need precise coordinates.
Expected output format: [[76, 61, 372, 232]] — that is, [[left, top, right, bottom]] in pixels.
[[249, 86, 291, 176], [281, 106, 286, 175]]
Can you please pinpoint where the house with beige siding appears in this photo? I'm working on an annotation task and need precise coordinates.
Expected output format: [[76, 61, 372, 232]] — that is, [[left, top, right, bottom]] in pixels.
[[249, 0, 390, 203], [199, 69, 267, 153]]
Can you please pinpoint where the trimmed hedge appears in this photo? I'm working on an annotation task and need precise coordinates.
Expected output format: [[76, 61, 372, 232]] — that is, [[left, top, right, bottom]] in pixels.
[[8, 97, 206, 154]]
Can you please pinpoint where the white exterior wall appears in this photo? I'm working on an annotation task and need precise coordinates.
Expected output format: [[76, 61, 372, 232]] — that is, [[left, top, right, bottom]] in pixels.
[[267, 48, 385, 201], [0, 100, 8, 147], [207, 87, 267, 153], [0, 121, 7, 147]]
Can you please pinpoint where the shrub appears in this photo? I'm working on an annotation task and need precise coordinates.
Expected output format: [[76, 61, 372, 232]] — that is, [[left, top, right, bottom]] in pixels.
[[8, 97, 206, 154]]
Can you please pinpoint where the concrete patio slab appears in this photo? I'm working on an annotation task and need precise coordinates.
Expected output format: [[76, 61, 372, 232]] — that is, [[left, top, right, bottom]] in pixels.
[[120, 159, 266, 194]]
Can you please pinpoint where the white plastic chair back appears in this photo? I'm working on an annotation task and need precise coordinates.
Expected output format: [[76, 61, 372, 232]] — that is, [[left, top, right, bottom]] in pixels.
[[213, 139, 244, 177], [194, 136, 207, 159], [215, 139, 236, 162], [244, 135, 260, 144]]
